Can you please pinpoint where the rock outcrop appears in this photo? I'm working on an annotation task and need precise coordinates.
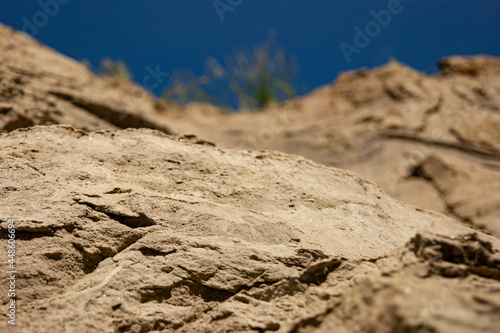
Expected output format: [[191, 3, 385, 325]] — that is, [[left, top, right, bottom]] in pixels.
[[161, 58, 500, 238], [1, 23, 500, 332], [0, 24, 172, 133], [1, 126, 499, 332], [1, 24, 499, 237]]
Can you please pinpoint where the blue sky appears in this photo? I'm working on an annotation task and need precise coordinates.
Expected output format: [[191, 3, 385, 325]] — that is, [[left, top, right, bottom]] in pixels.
[[1, 0, 499, 97]]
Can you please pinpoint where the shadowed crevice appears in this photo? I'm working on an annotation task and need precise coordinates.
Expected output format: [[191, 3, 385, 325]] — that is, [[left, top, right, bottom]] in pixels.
[[49, 91, 171, 134]]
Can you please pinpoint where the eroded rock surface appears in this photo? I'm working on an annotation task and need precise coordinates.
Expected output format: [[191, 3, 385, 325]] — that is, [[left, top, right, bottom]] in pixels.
[[0, 24, 172, 133], [1, 23, 499, 237], [161, 58, 500, 237], [1, 23, 500, 332], [1, 126, 499, 332]]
